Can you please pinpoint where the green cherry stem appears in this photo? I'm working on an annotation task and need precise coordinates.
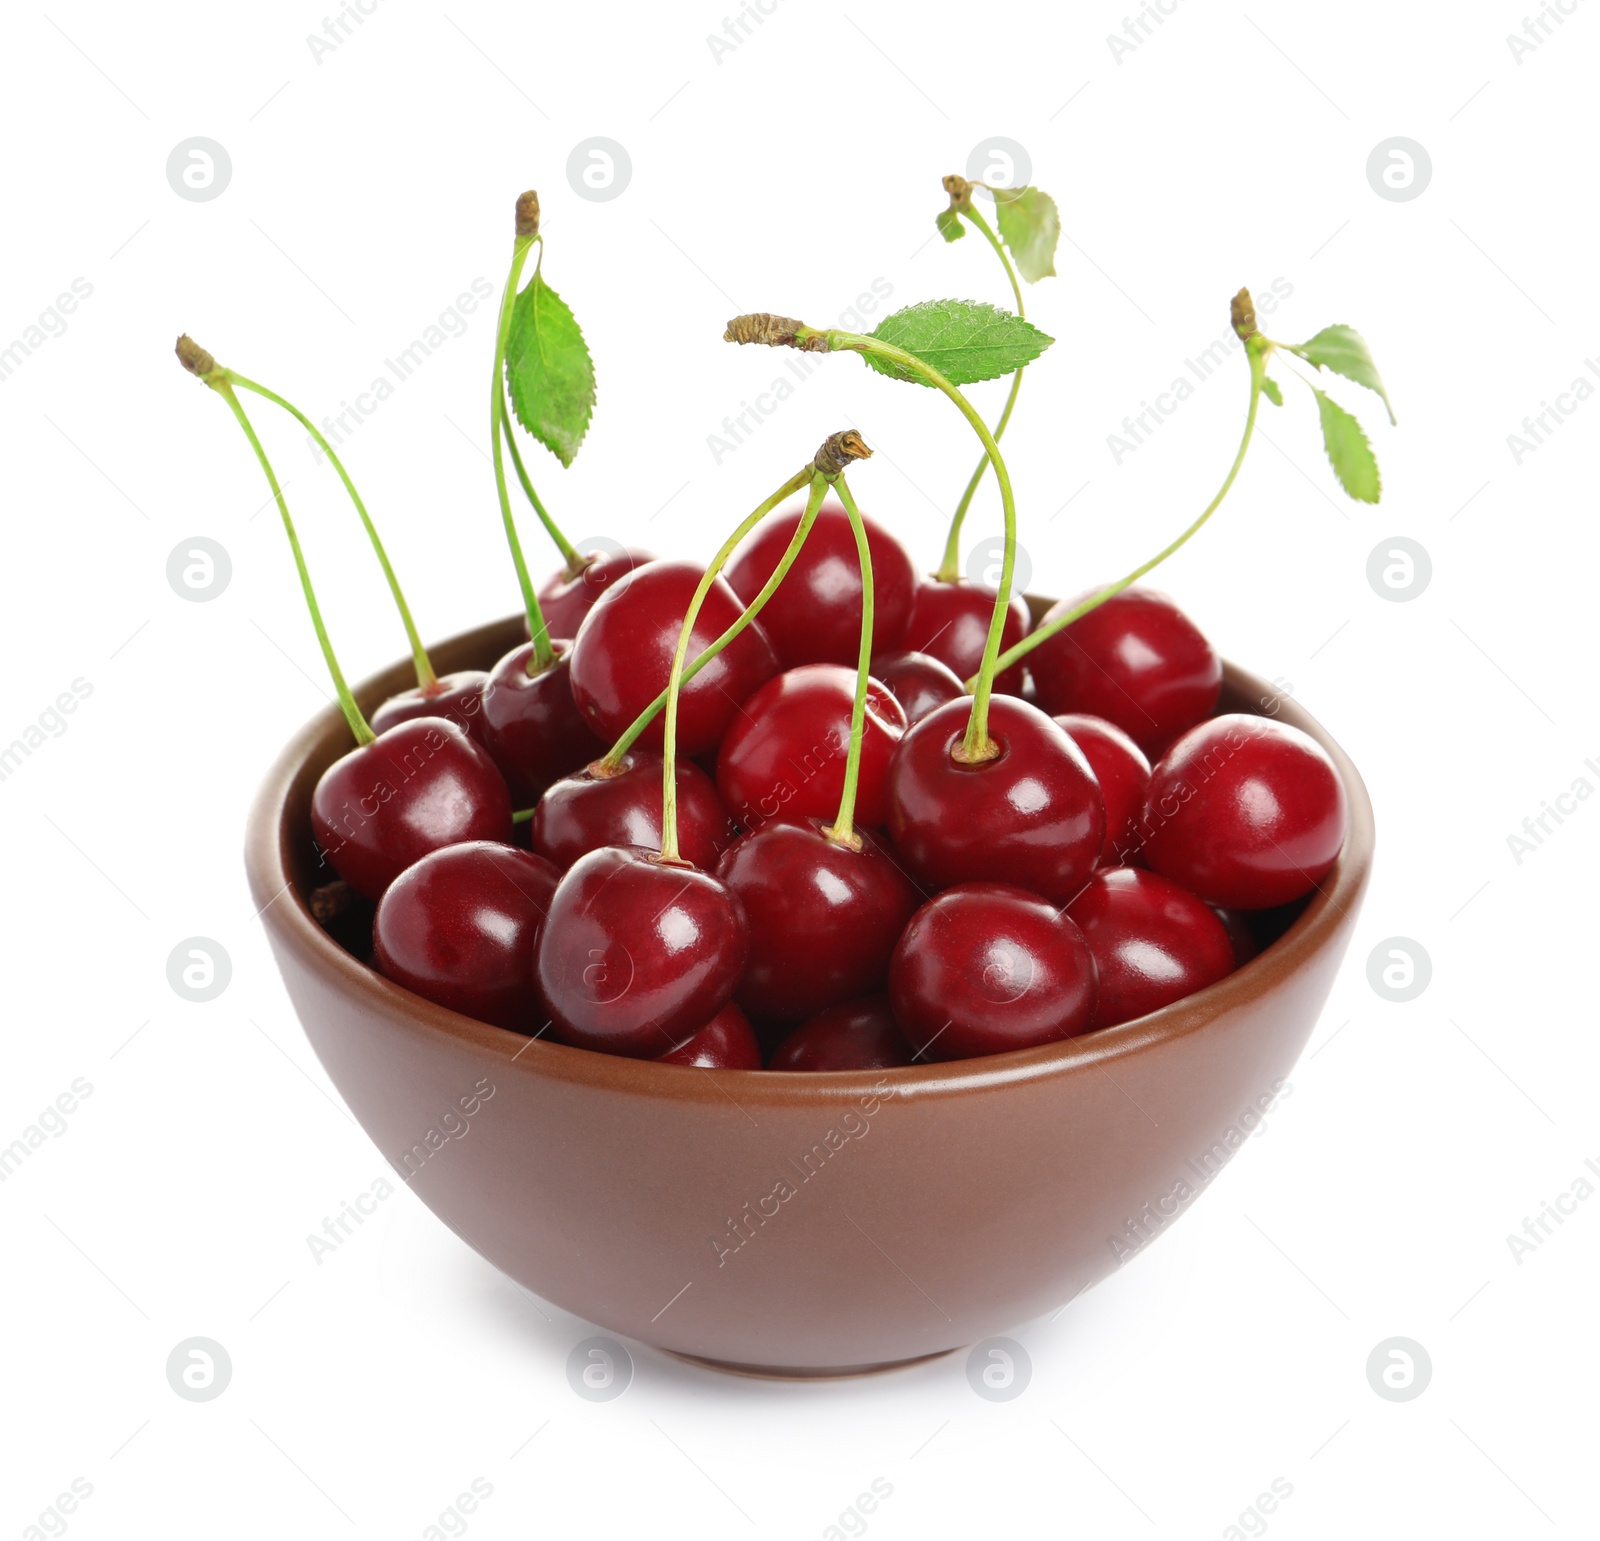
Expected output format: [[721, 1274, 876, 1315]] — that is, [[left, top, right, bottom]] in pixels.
[[822, 471, 875, 850], [502, 408, 584, 578], [226, 370, 437, 691]]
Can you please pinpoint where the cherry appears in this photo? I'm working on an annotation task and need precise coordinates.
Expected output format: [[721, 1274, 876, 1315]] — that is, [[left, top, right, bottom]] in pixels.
[[901, 577, 1030, 697], [1028, 586, 1220, 756], [567, 559, 779, 757], [653, 1001, 762, 1068], [716, 665, 907, 834], [1213, 907, 1260, 967], [1052, 713, 1152, 868], [889, 883, 1098, 1060], [371, 670, 492, 743], [723, 503, 916, 668], [1140, 714, 1348, 909], [715, 818, 919, 1021], [537, 547, 657, 641], [886, 694, 1104, 905], [769, 996, 914, 1072], [373, 842, 558, 1030], [1065, 867, 1235, 1028], [311, 717, 514, 901], [873, 650, 967, 726], [536, 845, 749, 1057], [531, 752, 735, 872], [477, 640, 600, 805]]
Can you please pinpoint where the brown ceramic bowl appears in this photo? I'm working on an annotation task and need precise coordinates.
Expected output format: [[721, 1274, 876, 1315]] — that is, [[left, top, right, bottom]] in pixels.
[[245, 608, 1373, 1377]]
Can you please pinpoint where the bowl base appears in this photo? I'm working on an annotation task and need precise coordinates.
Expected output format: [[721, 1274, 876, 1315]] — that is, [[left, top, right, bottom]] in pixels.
[[662, 1346, 959, 1380]]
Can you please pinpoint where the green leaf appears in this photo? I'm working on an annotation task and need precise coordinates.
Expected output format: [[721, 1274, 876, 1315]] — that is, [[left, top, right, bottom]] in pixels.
[[859, 300, 1054, 388], [1261, 376, 1283, 407], [992, 186, 1059, 283], [505, 266, 595, 467], [1293, 325, 1394, 424], [936, 206, 965, 243], [1314, 388, 1381, 503]]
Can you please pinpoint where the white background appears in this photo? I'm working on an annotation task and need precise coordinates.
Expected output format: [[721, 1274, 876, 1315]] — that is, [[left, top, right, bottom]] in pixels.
[[2, 1, 1596, 1536]]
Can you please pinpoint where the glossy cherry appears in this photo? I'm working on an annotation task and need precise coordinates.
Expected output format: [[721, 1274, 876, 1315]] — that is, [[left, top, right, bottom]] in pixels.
[[311, 717, 513, 900], [1214, 907, 1260, 967], [1140, 714, 1348, 909], [716, 665, 907, 834], [371, 670, 491, 743], [885, 695, 1104, 905], [724, 503, 916, 668], [769, 996, 914, 1072], [567, 559, 779, 757], [373, 842, 558, 1031], [901, 577, 1030, 697], [536, 546, 656, 641], [531, 751, 735, 872], [889, 883, 1098, 1061], [1053, 713, 1152, 867], [1065, 867, 1235, 1028], [536, 845, 749, 1057], [715, 818, 920, 1021], [1028, 586, 1220, 756], [653, 1001, 763, 1068], [477, 640, 600, 805], [872, 650, 967, 726]]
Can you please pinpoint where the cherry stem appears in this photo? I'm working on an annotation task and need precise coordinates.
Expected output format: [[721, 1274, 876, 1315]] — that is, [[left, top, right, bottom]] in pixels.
[[502, 409, 583, 576], [975, 334, 1269, 685], [490, 227, 555, 674], [659, 471, 829, 863], [822, 472, 874, 850], [936, 200, 1026, 584], [599, 464, 816, 771], [226, 371, 437, 693]]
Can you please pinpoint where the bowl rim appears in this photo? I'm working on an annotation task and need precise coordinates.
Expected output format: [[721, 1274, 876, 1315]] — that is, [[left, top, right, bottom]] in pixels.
[[245, 608, 1375, 1107]]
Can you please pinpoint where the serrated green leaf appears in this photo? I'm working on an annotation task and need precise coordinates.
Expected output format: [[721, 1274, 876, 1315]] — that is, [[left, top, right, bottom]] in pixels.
[[1261, 376, 1283, 407], [1314, 388, 1381, 503], [1293, 324, 1394, 424], [936, 206, 965, 243], [992, 186, 1059, 283], [505, 266, 594, 467], [859, 300, 1054, 388]]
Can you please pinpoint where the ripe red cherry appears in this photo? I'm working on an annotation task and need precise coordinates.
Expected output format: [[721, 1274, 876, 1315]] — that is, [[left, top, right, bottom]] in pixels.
[[901, 577, 1030, 697], [1214, 907, 1260, 967], [724, 503, 916, 668], [536, 546, 656, 641], [1065, 867, 1235, 1028], [1029, 586, 1220, 756], [653, 1001, 762, 1068], [531, 752, 735, 872], [886, 695, 1104, 904], [311, 717, 513, 900], [716, 665, 907, 833], [873, 650, 966, 726], [536, 846, 749, 1057], [373, 843, 558, 1031], [372, 670, 491, 743], [889, 883, 1098, 1060], [769, 996, 914, 1072], [715, 819, 920, 1021], [1140, 715, 1348, 909], [476, 641, 599, 805], [567, 559, 779, 757], [1053, 713, 1152, 867]]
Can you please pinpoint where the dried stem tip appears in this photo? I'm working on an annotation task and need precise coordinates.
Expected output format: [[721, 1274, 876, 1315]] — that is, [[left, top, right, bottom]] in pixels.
[[723, 313, 827, 351], [942, 173, 973, 208], [1230, 287, 1258, 342], [813, 429, 871, 477], [175, 334, 216, 377], [515, 190, 540, 239]]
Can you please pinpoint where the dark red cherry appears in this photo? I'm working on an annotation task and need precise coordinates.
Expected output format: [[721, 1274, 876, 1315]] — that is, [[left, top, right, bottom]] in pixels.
[[536, 846, 749, 1057], [536, 546, 656, 641], [1140, 715, 1348, 909], [873, 650, 967, 726], [567, 559, 779, 757], [373, 842, 558, 1031], [311, 717, 513, 901], [371, 670, 491, 744], [477, 640, 600, 805], [716, 665, 907, 834], [1065, 867, 1235, 1028], [889, 883, 1098, 1061], [653, 1001, 762, 1068], [885, 695, 1104, 905], [1053, 713, 1152, 867], [769, 996, 914, 1072], [1213, 907, 1260, 967], [724, 503, 916, 668], [715, 819, 920, 1021], [902, 577, 1030, 697], [531, 751, 735, 872], [1029, 586, 1220, 756]]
